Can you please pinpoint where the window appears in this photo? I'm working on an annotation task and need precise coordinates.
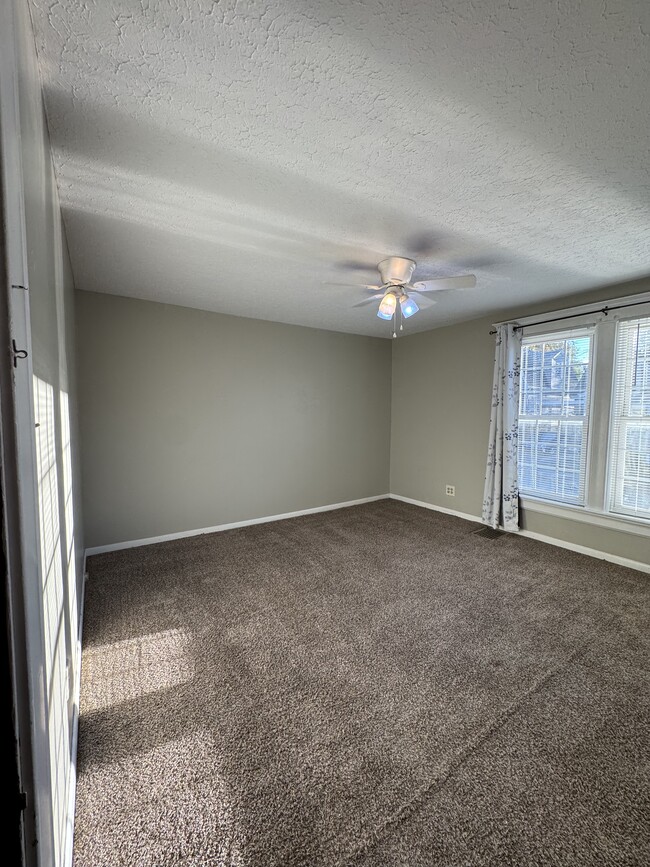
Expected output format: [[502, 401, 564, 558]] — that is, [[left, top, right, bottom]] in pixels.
[[516, 304, 650, 526], [518, 330, 593, 505], [608, 317, 650, 518]]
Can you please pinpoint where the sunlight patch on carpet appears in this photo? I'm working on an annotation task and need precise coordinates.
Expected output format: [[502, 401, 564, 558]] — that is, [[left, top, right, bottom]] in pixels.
[[81, 628, 194, 714]]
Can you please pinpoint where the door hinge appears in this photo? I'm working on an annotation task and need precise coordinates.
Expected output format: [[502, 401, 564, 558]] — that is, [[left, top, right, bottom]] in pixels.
[[11, 339, 28, 368], [17, 791, 27, 813], [11, 284, 28, 291]]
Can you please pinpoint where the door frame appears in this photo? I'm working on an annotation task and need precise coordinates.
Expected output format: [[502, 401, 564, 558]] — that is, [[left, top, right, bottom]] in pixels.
[[0, 1, 56, 863]]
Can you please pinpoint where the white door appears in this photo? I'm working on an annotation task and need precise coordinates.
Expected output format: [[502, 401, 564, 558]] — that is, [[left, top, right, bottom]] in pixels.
[[0, 2, 75, 865]]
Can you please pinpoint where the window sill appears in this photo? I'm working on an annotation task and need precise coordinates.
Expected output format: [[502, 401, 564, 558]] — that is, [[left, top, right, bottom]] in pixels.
[[520, 496, 650, 538]]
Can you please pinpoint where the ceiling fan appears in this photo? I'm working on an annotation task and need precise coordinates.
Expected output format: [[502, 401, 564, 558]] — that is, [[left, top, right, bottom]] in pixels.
[[344, 257, 476, 337]]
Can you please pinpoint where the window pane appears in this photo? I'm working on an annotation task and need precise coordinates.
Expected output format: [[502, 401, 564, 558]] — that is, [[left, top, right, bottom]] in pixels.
[[560, 473, 580, 499], [518, 331, 593, 505], [608, 317, 650, 519], [541, 391, 563, 416]]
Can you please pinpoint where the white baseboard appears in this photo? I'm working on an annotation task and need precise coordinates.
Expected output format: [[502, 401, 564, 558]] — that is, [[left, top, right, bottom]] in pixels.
[[85, 494, 390, 556], [389, 493, 482, 525], [514, 529, 650, 574], [84, 492, 648, 574], [389, 493, 650, 574]]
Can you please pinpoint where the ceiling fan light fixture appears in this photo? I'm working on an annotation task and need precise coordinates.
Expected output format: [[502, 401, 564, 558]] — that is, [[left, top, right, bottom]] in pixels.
[[400, 295, 419, 318], [377, 292, 397, 320], [342, 257, 477, 333], [378, 257, 416, 286]]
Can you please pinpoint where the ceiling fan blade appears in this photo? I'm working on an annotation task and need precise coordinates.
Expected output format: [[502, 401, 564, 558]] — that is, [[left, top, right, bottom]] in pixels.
[[352, 295, 384, 307], [412, 274, 477, 292], [322, 282, 382, 290], [411, 292, 438, 307]]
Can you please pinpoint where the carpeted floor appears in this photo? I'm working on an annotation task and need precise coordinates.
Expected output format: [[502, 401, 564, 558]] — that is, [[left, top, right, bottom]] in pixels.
[[75, 500, 650, 866]]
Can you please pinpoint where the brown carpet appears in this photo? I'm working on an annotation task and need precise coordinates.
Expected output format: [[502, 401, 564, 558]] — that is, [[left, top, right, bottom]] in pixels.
[[75, 500, 650, 866]]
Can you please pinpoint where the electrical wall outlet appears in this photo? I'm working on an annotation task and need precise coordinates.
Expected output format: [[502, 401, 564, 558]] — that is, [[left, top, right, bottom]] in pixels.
[[445, 485, 456, 496]]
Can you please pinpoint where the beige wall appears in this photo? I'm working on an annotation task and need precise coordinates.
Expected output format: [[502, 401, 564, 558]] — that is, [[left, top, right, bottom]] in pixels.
[[78, 278, 649, 562], [391, 277, 650, 567], [77, 292, 392, 547]]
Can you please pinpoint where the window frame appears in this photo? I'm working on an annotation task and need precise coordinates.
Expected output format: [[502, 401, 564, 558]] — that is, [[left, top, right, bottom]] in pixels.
[[607, 316, 650, 520], [517, 326, 595, 507], [508, 293, 650, 536]]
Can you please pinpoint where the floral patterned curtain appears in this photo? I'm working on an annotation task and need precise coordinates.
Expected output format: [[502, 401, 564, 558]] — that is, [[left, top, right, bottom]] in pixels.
[[482, 323, 522, 530]]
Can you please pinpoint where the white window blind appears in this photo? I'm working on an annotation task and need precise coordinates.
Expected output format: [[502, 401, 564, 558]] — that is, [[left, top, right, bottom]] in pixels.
[[518, 329, 593, 505], [608, 316, 650, 518]]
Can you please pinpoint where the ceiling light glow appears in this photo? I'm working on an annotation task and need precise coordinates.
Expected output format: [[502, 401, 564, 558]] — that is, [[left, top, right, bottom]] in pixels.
[[400, 295, 419, 318], [377, 292, 397, 320]]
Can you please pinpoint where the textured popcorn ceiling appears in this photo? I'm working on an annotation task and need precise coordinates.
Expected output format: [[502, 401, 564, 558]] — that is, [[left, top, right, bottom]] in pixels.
[[30, 0, 650, 336]]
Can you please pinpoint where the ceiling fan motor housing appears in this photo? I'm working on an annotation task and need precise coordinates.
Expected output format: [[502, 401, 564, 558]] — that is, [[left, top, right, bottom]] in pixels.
[[378, 256, 416, 286]]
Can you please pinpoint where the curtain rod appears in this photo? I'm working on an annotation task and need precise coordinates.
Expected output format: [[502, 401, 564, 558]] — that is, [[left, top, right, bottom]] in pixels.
[[489, 299, 650, 335]]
